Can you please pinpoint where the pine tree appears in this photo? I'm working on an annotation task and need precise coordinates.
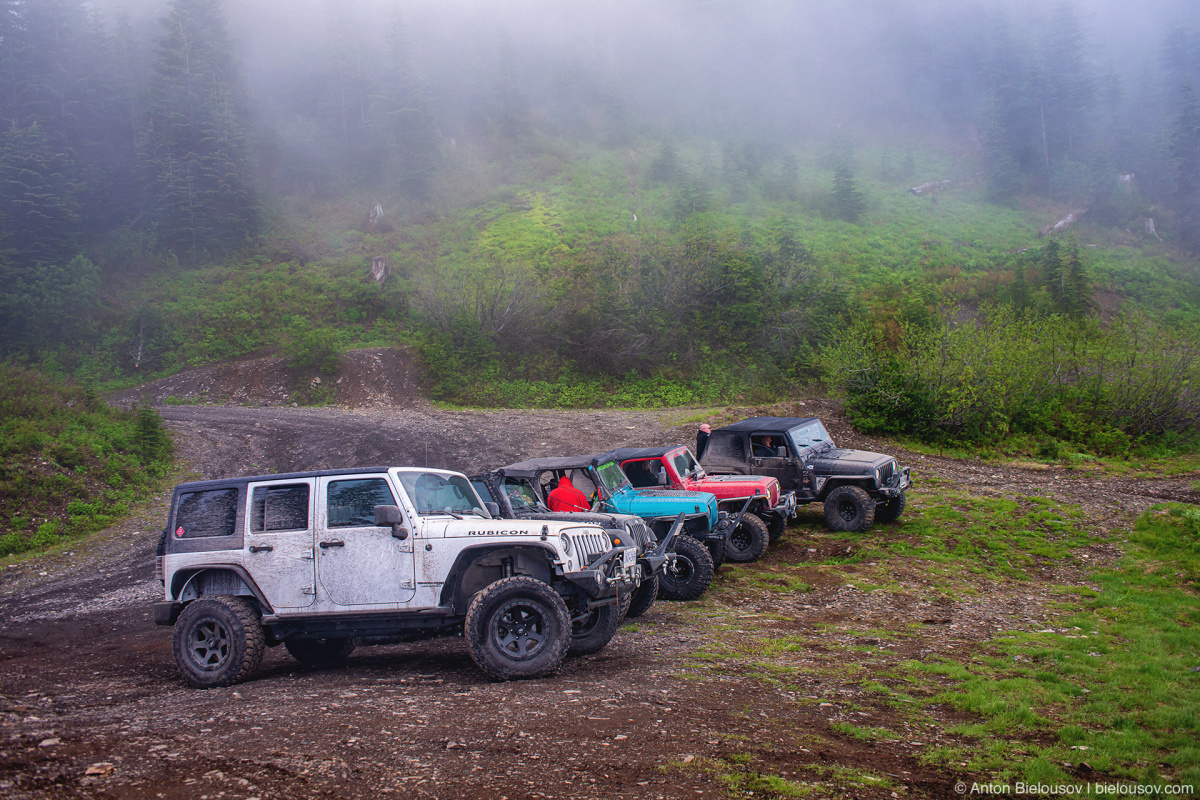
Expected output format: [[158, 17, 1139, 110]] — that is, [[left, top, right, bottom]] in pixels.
[[1171, 82, 1200, 252], [0, 121, 82, 268], [1042, 239, 1091, 317], [832, 164, 866, 223], [142, 0, 257, 259], [380, 6, 439, 199]]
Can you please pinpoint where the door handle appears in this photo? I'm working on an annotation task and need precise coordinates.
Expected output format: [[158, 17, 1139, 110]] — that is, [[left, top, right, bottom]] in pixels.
[[248, 545, 273, 553], [319, 540, 345, 549]]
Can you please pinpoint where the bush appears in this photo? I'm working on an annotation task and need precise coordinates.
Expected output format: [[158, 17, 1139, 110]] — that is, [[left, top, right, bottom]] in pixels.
[[0, 364, 173, 556], [285, 322, 343, 374], [824, 306, 1200, 452]]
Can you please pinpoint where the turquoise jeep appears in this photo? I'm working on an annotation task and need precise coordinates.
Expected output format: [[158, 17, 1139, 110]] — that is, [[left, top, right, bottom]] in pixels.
[[497, 454, 735, 600]]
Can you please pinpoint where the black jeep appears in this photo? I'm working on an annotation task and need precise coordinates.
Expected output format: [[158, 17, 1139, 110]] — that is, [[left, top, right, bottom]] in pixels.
[[699, 416, 911, 532], [469, 469, 671, 619], [485, 455, 728, 602]]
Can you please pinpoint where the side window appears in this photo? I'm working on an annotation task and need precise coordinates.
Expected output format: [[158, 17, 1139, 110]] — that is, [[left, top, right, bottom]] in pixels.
[[707, 433, 745, 463], [251, 484, 310, 532], [570, 469, 597, 497], [174, 488, 239, 539], [326, 478, 396, 528], [751, 435, 784, 457]]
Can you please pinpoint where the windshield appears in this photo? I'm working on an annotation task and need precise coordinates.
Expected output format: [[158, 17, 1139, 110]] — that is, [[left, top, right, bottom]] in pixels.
[[595, 461, 629, 494], [503, 478, 543, 511], [671, 449, 699, 479], [397, 472, 484, 516], [788, 421, 833, 451]]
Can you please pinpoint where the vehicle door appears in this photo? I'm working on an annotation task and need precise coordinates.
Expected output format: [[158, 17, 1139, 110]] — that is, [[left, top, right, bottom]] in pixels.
[[316, 474, 416, 606], [749, 432, 803, 490], [243, 478, 316, 611]]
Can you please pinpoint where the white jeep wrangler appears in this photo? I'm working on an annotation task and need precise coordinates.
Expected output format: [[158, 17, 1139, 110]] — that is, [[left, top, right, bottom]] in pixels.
[[153, 467, 645, 686]]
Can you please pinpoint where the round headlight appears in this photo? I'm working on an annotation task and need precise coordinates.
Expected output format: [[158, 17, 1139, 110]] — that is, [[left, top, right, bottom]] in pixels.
[[560, 533, 572, 555]]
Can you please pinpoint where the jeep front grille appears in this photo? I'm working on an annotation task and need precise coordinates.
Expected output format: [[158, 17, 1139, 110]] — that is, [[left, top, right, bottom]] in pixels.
[[879, 460, 896, 485], [571, 530, 611, 562], [625, 518, 653, 549]]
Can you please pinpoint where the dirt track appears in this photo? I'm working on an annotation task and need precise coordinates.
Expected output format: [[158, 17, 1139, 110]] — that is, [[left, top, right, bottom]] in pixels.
[[0, 349, 1194, 799]]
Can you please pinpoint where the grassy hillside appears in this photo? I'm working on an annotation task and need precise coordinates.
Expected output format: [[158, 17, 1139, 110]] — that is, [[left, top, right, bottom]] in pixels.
[[0, 365, 172, 556], [60, 136, 1200, 454]]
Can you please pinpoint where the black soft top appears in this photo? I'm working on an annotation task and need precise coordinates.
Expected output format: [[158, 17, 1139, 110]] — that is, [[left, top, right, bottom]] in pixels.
[[713, 416, 818, 433], [172, 467, 390, 494], [499, 455, 600, 477], [599, 446, 676, 462]]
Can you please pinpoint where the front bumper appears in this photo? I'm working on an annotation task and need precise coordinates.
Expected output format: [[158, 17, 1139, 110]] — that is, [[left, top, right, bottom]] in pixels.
[[766, 491, 797, 520], [879, 467, 912, 498], [563, 545, 639, 598]]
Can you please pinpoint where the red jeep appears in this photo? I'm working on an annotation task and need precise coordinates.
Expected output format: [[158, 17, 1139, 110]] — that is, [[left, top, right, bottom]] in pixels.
[[599, 447, 796, 564]]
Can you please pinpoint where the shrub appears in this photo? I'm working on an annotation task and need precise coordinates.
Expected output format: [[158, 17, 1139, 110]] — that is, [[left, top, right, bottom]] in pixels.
[[824, 306, 1200, 452], [285, 322, 343, 374]]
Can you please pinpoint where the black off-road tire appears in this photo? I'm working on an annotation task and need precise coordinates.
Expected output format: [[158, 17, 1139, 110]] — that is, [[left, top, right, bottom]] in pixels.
[[706, 535, 726, 569], [725, 513, 769, 563], [823, 485, 876, 532], [625, 573, 659, 619], [568, 602, 621, 656], [875, 491, 907, 524], [172, 595, 266, 689], [616, 584, 633, 620], [464, 576, 571, 680], [764, 514, 786, 544], [658, 536, 715, 601], [285, 637, 357, 667]]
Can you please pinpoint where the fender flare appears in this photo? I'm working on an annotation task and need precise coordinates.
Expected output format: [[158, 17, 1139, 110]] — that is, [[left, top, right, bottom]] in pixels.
[[173, 565, 274, 614], [438, 542, 563, 613]]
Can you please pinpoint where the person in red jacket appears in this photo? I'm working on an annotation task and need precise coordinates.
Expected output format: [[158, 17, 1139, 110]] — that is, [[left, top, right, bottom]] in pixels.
[[547, 475, 590, 512]]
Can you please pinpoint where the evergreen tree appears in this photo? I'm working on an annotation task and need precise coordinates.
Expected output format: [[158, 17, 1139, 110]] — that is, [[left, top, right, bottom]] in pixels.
[[142, 0, 257, 259], [648, 141, 678, 183], [1042, 239, 1091, 317], [1010, 264, 1030, 311], [379, 6, 439, 199], [1171, 82, 1200, 252], [832, 164, 865, 223], [1060, 242, 1091, 317], [1042, 2, 1095, 158], [0, 121, 82, 268]]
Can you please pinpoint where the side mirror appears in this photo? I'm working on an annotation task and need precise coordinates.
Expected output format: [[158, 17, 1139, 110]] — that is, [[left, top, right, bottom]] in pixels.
[[483, 501, 500, 518], [776, 447, 787, 458], [374, 505, 409, 541]]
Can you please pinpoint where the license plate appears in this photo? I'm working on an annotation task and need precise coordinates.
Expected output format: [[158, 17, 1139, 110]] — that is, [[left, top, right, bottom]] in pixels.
[[622, 547, 636, 568]]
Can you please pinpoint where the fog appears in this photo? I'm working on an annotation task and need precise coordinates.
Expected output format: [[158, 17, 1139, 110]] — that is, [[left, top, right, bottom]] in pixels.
[[96, 0, 1200, 143]]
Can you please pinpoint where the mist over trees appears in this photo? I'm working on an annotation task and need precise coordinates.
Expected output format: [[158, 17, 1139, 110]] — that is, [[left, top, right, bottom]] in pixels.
[[2, 0, 1200, 443]]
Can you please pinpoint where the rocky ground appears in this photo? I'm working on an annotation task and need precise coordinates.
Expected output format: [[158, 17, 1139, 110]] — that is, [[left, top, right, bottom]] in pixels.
[[0, 349, 1194, 799]]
